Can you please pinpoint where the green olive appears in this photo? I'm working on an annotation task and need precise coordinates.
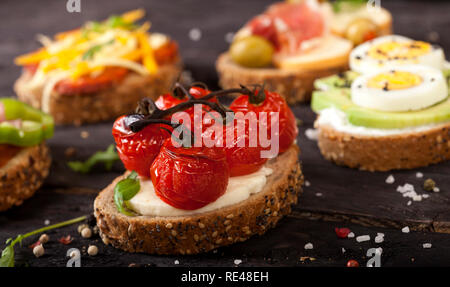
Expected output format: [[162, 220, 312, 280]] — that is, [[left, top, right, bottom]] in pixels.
[[230, 36, 274, 68], [345, 18, 379, 46]]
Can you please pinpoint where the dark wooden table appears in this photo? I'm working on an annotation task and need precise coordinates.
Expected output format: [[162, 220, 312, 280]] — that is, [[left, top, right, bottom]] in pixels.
[[1, 0, 449, 267]]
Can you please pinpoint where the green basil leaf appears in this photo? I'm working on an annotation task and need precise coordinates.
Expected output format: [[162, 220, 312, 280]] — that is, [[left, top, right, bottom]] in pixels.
[[114, 172, 140, 216], [68, 144, 119, 174], [0, 246, 14, 267]]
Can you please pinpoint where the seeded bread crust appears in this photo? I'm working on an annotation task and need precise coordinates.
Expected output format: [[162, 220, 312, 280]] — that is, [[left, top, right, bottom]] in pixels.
[[0, 143, 51, 211], [94, 145, 303, 255], [14, 60, 182, 125], [216, 53, 348, 104], [316, 122, 450, 172]]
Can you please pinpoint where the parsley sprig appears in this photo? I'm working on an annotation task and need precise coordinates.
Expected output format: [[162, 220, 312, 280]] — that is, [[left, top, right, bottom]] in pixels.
[[0, 216, 86, 267], [68, 144, 120, 174]]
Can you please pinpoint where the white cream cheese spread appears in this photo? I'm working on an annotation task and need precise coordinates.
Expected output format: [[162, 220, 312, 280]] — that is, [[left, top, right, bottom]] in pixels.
[[316, 107, 447, 136], [128, 167, 273, 217]]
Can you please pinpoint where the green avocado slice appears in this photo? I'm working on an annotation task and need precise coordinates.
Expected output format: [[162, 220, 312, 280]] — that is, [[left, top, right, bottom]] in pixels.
[[311, 69, 450, 129]]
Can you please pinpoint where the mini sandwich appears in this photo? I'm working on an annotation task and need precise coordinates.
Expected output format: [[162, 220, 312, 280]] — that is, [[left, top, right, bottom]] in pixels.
[[14, 9, 182, 125], [312, 35, 450, 171], [0, 98, 53, 211], [216, 0, 391, 104], [94, 84, 303, 255]]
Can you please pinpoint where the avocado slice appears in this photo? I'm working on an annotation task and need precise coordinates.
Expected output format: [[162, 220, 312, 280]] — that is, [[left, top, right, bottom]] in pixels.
[[314, 71, 359, 91], [312, 69, 450, 129]]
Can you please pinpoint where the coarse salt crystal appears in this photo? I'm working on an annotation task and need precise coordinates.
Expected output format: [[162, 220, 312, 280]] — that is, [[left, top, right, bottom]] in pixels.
[[189, 28, 202, 41], [433, 187, 440, 192], [304, 243, 314, 250], [347, 232, 355, 238], [305, 128, 319, 141], [422, 243, 432, 249], [174, 260, 180, 265], [422, 194, 429, 199], [304, 180, 311, 187], [234, 259, 242, 265], [416, 172, 423, 178], [402, 226, 410, 233], [374, 235, 384, 243], [407, 200, 412, 206], [412, 195, 422, 201], [356, 235, 370, 242], [342, 248, 346, 253], [315, 193, 322, 197], [385, 175, 395, 184], [44, 219, 50, 225]]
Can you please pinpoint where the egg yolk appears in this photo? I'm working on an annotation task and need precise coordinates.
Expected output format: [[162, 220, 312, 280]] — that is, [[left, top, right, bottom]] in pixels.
[[368, 41, 431, 61], [367, 71, 422, 90]]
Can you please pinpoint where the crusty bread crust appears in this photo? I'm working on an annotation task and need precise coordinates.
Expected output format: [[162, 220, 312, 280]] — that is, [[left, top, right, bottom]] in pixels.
[[94, 145, 303, 255], [14, 61, 182, 125], [316, 122, 450, 172], [216, 53, 348, 104], [0, 143, 51, 211]]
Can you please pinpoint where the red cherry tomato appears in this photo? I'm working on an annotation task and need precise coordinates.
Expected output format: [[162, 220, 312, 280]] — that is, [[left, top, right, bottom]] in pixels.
[[230, 90, 297, 154], [150, 139, 229, 210], [112, 115, 171, 177]]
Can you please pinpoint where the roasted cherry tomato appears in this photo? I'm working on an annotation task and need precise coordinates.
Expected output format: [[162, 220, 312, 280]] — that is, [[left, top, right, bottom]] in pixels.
[[55, 67, 129, 95], [230, 90, 297, 154], [155, 86, 214, 110], [112, 115, 171, 177], [150, 139, 229, 210]]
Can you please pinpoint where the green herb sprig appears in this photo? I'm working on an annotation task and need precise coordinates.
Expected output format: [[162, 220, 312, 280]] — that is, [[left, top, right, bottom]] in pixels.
[[82, 39, 115, 60], [0, 216, 86, 267], [114, 171, 140, 216], [68, 144, 119, 174]]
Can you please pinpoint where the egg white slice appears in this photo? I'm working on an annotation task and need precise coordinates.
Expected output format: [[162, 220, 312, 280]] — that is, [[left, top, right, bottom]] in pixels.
[[351, 65, 448, 112], [349, 35, 445, 74]]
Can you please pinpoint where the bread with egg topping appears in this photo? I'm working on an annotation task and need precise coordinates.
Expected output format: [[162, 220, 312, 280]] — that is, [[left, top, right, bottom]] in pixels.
[[14, 61, 182, 125], [316, 122, 450, 172], [94, 145, 303, 255], [0, 143, 51, 211]]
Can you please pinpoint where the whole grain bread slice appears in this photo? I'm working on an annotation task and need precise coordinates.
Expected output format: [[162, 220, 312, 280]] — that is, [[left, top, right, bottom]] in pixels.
[[94, 145, 303, 255], [0, 143, 51, 211], [14, 61, 182, 125], [216, 53, 348, 104], [316, 122, 450, 172]]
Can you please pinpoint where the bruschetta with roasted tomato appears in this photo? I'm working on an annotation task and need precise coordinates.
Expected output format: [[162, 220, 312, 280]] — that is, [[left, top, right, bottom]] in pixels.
[[94, 84, 303, 255], [216, 0, 392, 103], [14, 9, 182, 125], [0, 98, 53, 211]]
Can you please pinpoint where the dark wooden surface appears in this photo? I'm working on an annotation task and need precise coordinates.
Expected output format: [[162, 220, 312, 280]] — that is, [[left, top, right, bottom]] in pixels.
[[1, 0, 450, 267]]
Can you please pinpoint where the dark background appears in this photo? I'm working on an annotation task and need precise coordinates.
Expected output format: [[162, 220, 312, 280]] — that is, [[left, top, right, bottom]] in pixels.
[[0, 0, 449, 267]]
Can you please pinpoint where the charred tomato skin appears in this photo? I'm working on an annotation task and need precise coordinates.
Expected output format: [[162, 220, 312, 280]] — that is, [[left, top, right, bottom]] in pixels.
[[112, 115, 171, 178], [150, 139, 229, 210]]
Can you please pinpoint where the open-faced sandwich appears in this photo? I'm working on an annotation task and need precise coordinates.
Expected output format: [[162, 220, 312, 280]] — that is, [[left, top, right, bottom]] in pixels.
[[0, 98, 53, 211], [14, 9, 182, 125], [216, 0, 392, 104], [312, 35, 450, 171], [94, 84, 303, 254]]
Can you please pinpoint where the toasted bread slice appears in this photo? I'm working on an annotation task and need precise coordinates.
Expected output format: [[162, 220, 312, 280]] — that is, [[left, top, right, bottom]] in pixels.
[[316, 122, 450, 172], [14, 61, 182, 125], [94, 145, 303, 255], [0, 143, 51, 211], [216, 53, 348, 104]]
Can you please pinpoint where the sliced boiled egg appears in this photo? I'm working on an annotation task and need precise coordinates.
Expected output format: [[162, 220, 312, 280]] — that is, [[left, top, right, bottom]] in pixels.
[[350, 35, 445, 74], [351, 65, 448, 112]]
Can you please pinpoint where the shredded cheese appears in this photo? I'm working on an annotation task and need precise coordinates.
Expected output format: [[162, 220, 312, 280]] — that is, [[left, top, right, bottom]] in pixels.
[[14, 9, 171, 111]]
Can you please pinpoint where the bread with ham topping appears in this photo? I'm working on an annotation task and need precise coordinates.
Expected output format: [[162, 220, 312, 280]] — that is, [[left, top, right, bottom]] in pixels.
[[94, 145, 303, 255]]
